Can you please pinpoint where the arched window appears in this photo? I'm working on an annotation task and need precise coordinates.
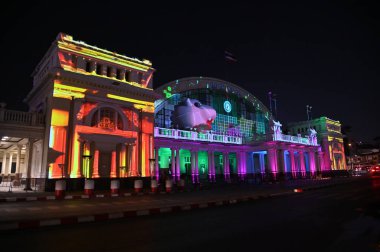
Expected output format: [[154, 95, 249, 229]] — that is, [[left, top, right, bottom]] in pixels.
[[91, 108, 123, 130]]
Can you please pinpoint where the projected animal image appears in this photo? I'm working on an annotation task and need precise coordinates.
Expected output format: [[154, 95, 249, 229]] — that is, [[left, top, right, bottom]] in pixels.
[[172, 98, 216, 132]]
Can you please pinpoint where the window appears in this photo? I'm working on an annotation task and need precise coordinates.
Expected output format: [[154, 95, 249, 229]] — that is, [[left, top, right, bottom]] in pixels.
[[116, 69, 122, 80], [96, 64, 102, 75], [91, 108, 123, 130], [137, 72, 143, 84], [107, 66, 112, 77], [85, 61, 91, 72], [125, 71, 130, 82]]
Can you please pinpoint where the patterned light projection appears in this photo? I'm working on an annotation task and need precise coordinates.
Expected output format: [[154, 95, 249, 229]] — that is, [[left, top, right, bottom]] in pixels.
[[47, 34, 155, 179]]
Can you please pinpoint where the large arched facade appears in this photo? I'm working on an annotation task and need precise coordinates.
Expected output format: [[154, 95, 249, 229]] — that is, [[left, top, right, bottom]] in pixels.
[[153, 77, 323, 183]]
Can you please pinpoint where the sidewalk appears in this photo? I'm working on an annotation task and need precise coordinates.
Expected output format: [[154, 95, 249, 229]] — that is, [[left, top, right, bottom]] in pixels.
[[0, 177, 359, 231]]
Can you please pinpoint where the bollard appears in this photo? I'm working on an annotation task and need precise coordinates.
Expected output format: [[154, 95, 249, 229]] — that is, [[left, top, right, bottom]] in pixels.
[[165, 179, 173, 193], [178, 179, 185, 191], [55, 180, 66, 198], [84, 179, 95, 196], [134, 180, 143, 193], [151, 179, 158, 193], [110, 180, 120, 194]]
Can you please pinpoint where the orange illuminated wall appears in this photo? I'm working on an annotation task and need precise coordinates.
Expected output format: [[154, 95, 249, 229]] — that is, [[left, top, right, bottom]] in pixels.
[[49, 109, 69, 178]]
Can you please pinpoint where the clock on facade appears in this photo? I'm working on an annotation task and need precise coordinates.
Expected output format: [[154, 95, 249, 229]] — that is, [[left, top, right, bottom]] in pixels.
[[223, 100, 232, 113]]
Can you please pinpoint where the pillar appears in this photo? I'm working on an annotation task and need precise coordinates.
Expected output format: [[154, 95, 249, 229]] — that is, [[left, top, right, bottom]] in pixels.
[[259, 153, 266, 179], [195, 150, 199, 183], [171, 148, 176, 181], [25, 138, 34, 190], [289, 150, 296, 178], [154, 147, 159, 181], [191, 151, 196, 183], [110, 148, 117, 178], [92, 149, 100, 178], [175, 149, 180, 182], [2, 152, 7, 174], [8, 153, 13, 174], [208, 151, 213, 181], [16, 145, 21, 174], [267, 148, 278, 181], [309, 151, 316, 177], [278, 149, 285, 177], [299, 151, 306, 178]]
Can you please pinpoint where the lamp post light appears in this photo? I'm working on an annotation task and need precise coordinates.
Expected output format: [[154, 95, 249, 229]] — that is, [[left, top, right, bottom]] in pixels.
[[348, 143, 353, 171]]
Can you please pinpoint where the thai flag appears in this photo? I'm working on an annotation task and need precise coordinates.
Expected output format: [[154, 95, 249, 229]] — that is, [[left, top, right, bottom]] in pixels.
[[224, 50, 237, 63]]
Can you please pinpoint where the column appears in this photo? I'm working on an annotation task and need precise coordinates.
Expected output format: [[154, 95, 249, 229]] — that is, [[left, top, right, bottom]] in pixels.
[[92, 148, 100, 178], [267, 148, 278, 181], [110, 149, 117, 178], [278, 149, 285, 178], [24, 138, 34, 190], [195, 150, 199, 183], [259, 153, 266, 179], [299, 151, 306, 178], [236, 152, 241, 180], [171, 148, 176, 181], [317, 151, 325, 174], [8, 153, 13, 174], [289, 150, 296, 178], [16, 145, 21, 174], [191, 151, 195, 183], [175, 149, 180, 182], [2, 152, 7, 174], [211, 151, 215, 182], [208, 151, 213, 181], [309, 151, 316, 177], [223, 152, 230, 182], [154, 147, 159, 181]]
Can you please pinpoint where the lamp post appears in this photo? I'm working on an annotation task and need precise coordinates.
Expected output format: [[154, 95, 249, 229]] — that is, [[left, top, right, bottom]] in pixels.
[[58, 164, 65, 179], [348, 143, 353, 171]]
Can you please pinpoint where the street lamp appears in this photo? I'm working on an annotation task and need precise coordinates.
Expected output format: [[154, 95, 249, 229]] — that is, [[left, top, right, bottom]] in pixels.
[[348, 143, 353, 171]]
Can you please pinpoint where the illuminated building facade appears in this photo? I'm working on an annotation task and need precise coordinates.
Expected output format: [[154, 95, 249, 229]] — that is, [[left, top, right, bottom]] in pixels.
[[22, 33, 155, 186], [288, 117, 347, 171], [0, 34, 340, 191], [153, 77, 325, 183]]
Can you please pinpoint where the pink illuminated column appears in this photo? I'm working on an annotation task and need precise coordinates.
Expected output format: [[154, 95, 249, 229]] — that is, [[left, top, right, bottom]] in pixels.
[[289, 151, 296, 178], [299, 151, 306, 177], [171, 148, 176, 181], [175, 149, 180, 182], [267, 148, 278, 180], [236, 152, 241, 179], [318, 151, 325, 173], [278, 149, 285, 175], [154, 147, 159, 181], [308, 151, 316, 177]]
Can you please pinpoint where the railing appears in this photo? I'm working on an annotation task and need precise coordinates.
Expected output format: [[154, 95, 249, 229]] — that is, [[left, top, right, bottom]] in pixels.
[[154, 127, 242, 145], [0, 109, 45, 126], [273, 133, 318, 146]]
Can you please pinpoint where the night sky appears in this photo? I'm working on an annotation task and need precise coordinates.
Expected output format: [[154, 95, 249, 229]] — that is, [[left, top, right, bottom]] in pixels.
[[0, 1, 378, 142]]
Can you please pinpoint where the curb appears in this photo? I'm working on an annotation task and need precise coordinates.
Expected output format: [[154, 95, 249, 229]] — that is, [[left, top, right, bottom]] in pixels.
[[0, 178, 356, 203], [0, 179, 358, 231]]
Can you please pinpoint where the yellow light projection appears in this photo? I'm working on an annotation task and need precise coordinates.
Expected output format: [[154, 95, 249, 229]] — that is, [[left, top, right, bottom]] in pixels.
[[53, 82, 86, 99], [49, 109, 69, 178], [107, 94, 154, 107]]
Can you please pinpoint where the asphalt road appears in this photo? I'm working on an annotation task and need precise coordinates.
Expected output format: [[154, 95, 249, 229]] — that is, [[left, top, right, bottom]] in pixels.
[[0, 177, 379, 252]]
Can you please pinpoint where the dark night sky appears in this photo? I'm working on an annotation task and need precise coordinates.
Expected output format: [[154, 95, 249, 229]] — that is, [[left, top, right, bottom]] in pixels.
[[0, 1, 379, 142]]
